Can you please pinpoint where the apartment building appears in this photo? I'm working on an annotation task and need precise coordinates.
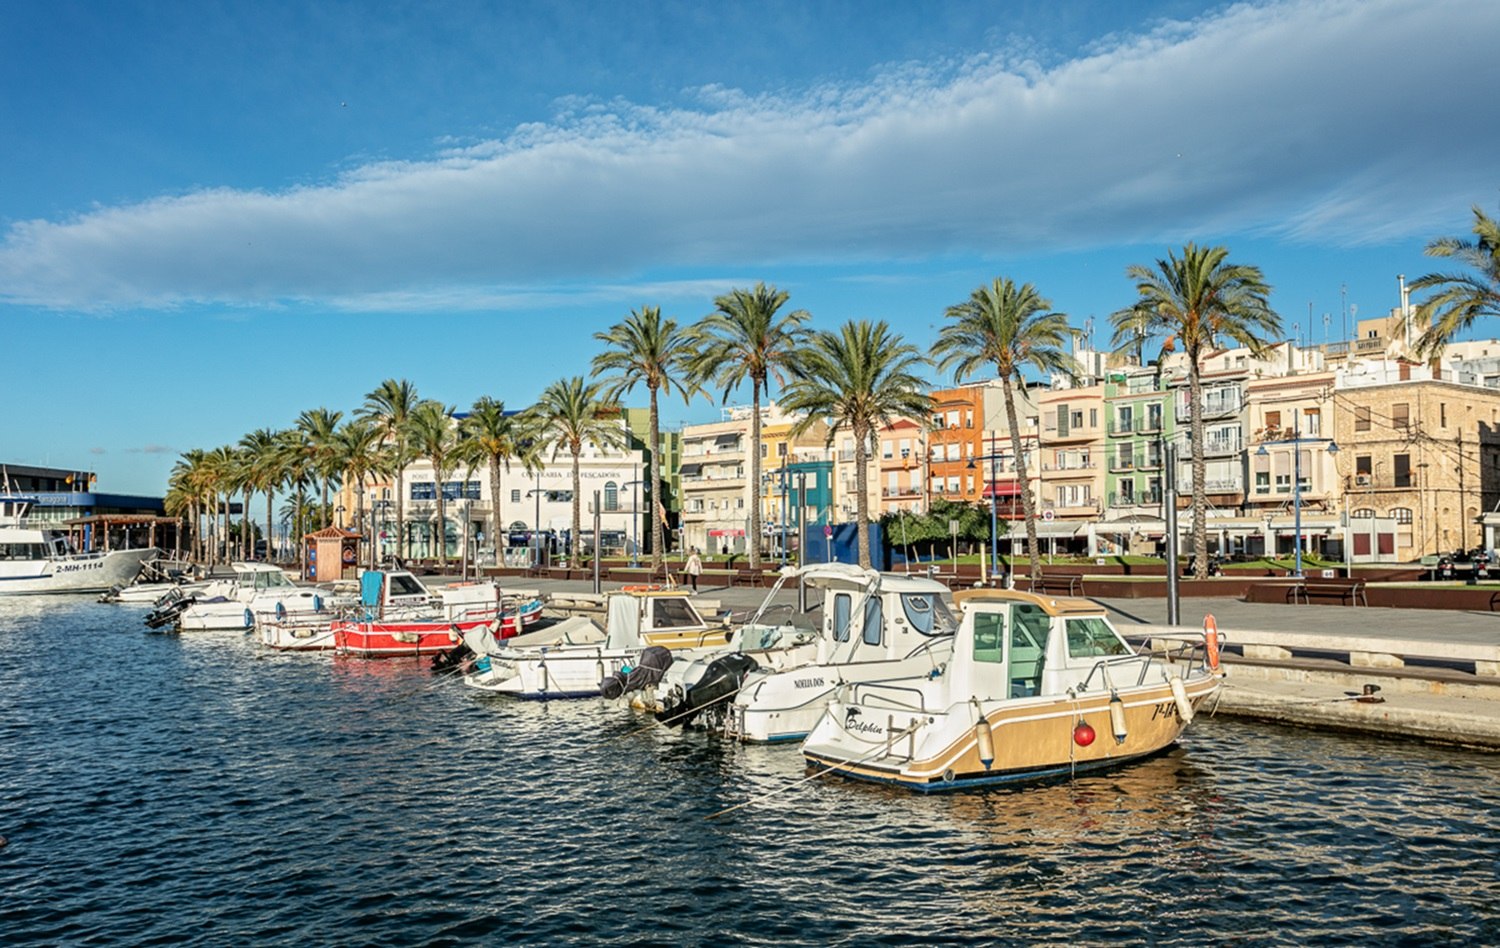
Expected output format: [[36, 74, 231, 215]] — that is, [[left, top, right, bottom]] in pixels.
[[877, 417, 927, 515], [1335, 375, 1500, 560], [1037, 384, 1105, 527]]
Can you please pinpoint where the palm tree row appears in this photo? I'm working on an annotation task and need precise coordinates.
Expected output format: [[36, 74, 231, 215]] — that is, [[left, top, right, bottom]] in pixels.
[[197, 220, 1500, 579]]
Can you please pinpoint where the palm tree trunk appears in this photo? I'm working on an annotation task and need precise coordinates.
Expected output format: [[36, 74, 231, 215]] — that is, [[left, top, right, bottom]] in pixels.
[[242, 489, 253, 559], [1188, 357, 1209, 579], [1004, 376, 1041, 580], [570, 447, 582, 564], [489, 457, 502, 566], [321, 479, 331, 530], [649, 385, 663, 570], [747, 382, 763, 570], [854, 427, 871, 568], [265, 491, 274, 563]]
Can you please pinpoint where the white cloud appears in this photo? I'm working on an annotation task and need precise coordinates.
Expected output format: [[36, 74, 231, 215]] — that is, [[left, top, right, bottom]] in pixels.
[[1, 0, 1495, 311]]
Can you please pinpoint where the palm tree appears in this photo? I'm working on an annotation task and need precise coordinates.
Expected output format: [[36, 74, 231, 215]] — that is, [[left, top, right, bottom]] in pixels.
[[202, 445, 239, 566], [168, 449, 209, 563], [1413, 205, 1500, 357], [592, 305, 699, 570], [275, 428, 315, 572], [691, 283, 811, 570], [297, 407, 343, 529], [406, 401, 458, 567], [934, 278, 1077, 581], [530, 377, 627, 563], [1111, 244, 1280, 579], [780, 321, 932, 568], [358, 379, 421, 560], [458, 397, 535, 563], [239, 428, 280, 560], [331, 419, 390, 561]]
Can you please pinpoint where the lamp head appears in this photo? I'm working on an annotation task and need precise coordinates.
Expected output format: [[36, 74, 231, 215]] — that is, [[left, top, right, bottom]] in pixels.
[[1325, 441, 1340, 455], [1255, 444, 1270, 457]]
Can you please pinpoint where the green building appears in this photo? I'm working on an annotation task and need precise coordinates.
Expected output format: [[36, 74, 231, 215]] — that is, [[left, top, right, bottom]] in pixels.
[[1103, 368, 1173, 514]]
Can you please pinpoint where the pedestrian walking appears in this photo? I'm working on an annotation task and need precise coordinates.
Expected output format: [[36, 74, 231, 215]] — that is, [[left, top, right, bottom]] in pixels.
[[685, 548, 703, 592]]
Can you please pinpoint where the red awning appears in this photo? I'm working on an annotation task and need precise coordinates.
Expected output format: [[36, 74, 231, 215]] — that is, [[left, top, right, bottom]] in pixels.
[[707, 529, 745, 537], [982, 481, 1022, 499]]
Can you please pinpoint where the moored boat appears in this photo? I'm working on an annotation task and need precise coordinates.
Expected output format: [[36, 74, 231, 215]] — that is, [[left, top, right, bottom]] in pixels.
[[653, 563, 956, 743], [800, 589, 1225, 791], [326, 569, 539, 658], [462, 587, 733, 698], [0, 496, 158, 595]]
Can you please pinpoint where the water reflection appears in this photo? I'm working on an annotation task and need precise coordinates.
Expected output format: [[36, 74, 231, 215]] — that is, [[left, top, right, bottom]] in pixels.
[[1, 599, 1499, 945]]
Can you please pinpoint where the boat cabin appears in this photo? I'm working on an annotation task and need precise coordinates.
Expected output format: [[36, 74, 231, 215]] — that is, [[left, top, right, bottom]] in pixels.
[[949, 589, 1137, 700], [801, 563, 958, 662], [604, 588, 724, 649]]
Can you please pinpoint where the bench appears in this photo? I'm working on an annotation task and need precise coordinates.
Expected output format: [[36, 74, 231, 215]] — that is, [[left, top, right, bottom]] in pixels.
[[1291, 576, 1368, 606], [1031, 571, 1084, 596]]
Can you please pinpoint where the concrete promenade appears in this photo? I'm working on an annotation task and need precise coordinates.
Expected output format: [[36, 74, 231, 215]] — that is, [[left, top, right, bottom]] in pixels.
[[490, 574, 1500, 750]]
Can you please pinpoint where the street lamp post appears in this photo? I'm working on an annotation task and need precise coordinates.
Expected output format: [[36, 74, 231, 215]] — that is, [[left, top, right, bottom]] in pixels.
[[621, 474, 646, 568], [967, 446, 1006, 586], [335, 504, 346, 529], [526, 479, 545, 570], [1256, 422, 1340, 578]]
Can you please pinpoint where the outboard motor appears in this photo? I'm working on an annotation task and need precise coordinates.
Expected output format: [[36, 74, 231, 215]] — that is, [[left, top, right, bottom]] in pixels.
[[655, 653, 760, 729], [599, 646, 674, 700], [144, 595, 193, 631]]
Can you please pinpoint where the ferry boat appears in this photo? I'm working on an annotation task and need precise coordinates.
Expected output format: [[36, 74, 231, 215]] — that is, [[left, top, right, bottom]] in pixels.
[[800, 589, 1225, 791], [0, 495, 157, 595], [652, 564, 956, 743]]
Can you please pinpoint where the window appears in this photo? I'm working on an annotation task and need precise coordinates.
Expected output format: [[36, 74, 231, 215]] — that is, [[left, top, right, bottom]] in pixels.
[[778, 442, 788, 457], [1255, 470, 1270, 492], [1303, 408, 1321, 437], [760, 444, 768, 458], [862, 595, 883, 646], [1070, 410, 1084, 429], [902, 594, 956, 636], [1355, 406, 1371, 432], [1089, 408, 1098, 428], [1355, 455, 1372, 486], [1066, 617, 1130, 658], [1394, 454, 1411, 488], [1391, 507, 1413, 524], [1351, 507, 1375, 519], [973, 611, 1005, 664], [1118, 406, 1134, 430], [604, 481, 619, 511], [410, 481, 435, 501], [1440, 403, 1448, 428], [510, 490, 521, 503], [832, 593, 851, 642], [1265, 410, 1281, 431], [651, 597, 701, 629], [1392, 403, 1410, 429], [1009, 604, 1050, 697]]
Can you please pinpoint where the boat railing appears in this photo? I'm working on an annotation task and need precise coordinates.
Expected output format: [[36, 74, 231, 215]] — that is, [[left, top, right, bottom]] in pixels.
[[1077, 653, 1154, 691], [1133, 632, 1213, 676]]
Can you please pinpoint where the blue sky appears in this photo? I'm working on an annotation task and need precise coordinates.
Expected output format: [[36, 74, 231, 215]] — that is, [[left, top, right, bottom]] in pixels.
[[3, 0, 1497, 495]]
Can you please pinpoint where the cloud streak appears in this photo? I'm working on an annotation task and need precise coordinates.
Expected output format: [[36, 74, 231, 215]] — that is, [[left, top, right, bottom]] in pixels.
[[1, 0, 1495, 311]]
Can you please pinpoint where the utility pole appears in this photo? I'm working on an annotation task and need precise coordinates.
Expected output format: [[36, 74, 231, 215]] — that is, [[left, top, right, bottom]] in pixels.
[[1165, 442, 1180, 626]]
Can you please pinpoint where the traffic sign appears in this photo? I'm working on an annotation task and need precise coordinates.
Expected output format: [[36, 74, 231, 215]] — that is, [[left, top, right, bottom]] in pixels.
[[1041, 510, 1055, 522], [824, 525, 833, 538]]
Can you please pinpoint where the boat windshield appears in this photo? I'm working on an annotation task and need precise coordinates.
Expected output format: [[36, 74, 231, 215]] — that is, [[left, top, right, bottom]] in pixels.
[[650, 596, 704, 630], [901, 593, 958, 637], [1064, 617, 1131, 658], [253, 570, 295, 591]]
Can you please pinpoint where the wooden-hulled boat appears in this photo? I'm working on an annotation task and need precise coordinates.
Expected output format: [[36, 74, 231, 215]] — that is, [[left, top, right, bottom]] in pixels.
[[800, 589, 1224, 791]]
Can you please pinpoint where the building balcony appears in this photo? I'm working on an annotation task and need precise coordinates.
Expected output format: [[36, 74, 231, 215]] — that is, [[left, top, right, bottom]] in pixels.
[[1106, 415, 1165, 436], [1108, 490, 1163, 508], [1041, 498, 1099, 513], [1040, 460, 1096, 472]]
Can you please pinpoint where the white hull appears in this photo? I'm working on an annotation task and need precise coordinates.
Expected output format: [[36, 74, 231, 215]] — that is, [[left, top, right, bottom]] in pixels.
[[467, 643, 721, 699], [728, 643, 955, 743], [0, 548, 158, 595]]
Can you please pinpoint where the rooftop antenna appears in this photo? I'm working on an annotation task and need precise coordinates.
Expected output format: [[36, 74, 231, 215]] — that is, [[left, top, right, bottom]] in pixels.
[[1340, 283, 1348, 350]]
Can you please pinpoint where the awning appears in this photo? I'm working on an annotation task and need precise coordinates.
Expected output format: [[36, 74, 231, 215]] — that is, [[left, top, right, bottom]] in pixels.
[[981, 481, 1022, 499], [713, 434, 739, 445], [1026, 520, 1086, 538], [708, 528, 745, 537], [679, 463, 703, 476]]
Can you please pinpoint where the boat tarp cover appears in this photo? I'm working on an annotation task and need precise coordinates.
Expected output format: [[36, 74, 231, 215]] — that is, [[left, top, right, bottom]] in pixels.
[[462, 622, 502, 657], [605, 594, 642, 650], [361, 571, 384, 608]]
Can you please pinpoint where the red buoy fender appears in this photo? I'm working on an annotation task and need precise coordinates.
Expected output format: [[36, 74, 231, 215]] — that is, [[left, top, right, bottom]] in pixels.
[[1203, 614, 1221, 670]]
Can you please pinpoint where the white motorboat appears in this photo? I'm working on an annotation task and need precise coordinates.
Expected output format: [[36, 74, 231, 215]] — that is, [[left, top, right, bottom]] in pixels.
[[462, 587, 734, 698], [800, 589, 1225, 791], [0, 496, 157, 595], [163, 563, 327, 631], [653, 563, 957, 743]]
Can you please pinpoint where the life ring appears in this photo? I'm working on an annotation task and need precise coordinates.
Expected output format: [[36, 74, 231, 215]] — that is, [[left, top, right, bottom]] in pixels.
[[342, 548, 355, 565], [622, 584, 661, 592], [1203, 614, 1221, 670]]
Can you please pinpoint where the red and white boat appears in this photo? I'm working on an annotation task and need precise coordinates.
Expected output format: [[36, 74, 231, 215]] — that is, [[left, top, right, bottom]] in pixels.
[[261, 569, 544, 655]]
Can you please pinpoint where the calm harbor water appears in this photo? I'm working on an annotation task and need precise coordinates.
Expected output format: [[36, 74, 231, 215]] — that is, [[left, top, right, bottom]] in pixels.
[[2, 598, 1499, 946]]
